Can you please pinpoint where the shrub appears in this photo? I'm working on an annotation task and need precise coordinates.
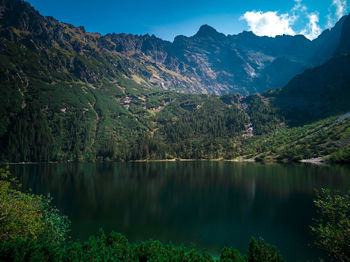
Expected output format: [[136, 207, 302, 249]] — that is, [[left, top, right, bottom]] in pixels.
[[311, 189, 350, 262], [220, 247, 246, 262], [329, 146, 350, 164], [247, 238, 284, 262], [0, 166, 69, 243]]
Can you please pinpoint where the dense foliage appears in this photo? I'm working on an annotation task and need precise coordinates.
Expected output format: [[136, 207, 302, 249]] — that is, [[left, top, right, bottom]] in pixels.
[[0, 0, 350, 163], [0, 83, 272, 161], [329, 145, 350, 164], [0, 166, 70, 243], [241, 95, 281, 136], [247, 238, 284, 262], [1, 81, 349, 162], [241, 115, 350, 163], [311, 189, 350, 262], [1, 1, 350, 163], [0, 232, 286, 262], [2, 41, 349, 163]]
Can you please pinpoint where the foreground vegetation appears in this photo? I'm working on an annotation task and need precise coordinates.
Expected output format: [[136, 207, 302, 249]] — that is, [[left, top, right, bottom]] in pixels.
[[0, 166, 70, 243], [0, 232, 285, 262], [311, 189, 350, 262]]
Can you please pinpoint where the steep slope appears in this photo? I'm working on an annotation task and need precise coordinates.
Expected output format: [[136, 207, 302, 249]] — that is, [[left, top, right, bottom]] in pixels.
[[251, 57, 307, 93], [0, 0, 334, 96], [258, 14, 350, 127], [166, 29, 315, 94], [0, 0, 350, 162], [264, 11, 350, 126], [270, 54, 350, 126], [335, 14, 350, 56], [241, 113, 350, 162], [0, 0, 267, 162], [309, 15, 346, 65]]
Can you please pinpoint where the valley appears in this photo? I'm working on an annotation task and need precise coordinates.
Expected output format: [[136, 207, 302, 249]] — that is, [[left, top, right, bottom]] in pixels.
[[1, 1, 350, 261], [0, 0, 349, 163]]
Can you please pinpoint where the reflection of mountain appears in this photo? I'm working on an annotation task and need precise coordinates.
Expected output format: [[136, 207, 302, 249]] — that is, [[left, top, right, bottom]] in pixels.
[[16, 162, 350, 223], [13, 162, 350, 260], [17, 162, 350, 211]]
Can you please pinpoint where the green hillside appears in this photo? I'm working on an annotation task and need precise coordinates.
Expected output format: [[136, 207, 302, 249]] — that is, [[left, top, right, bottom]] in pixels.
[[241, 113, 350, 162], [0, 0, 349, 163]]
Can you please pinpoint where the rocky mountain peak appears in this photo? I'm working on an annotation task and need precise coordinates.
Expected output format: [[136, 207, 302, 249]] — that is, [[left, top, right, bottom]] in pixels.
[[194, 24, 225, 39], [0, 0, 349, 95]]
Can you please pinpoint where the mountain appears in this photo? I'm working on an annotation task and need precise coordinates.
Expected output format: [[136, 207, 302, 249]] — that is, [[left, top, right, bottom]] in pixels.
[[309, 15, 346, 65], [271, 54, 350, 125], [266, 14, 350, 126], [1, 0, 346, 96], [168, 29, 314, 94], [0, 0, 349, 162], [242, 14, 350, 161], [335, 13, 350, 56]]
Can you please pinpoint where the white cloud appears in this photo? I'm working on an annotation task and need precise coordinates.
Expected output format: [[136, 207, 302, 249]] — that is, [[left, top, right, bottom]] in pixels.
[[333, 0, 347, 19], [291, 0, 307, 15], [300, 13, 322, 40], [241, 0, 323, 40], [241, 11, 296, 37], [327, 0, 347, 27]]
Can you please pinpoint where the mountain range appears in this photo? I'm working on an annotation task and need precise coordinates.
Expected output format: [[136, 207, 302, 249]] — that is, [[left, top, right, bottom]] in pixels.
[[0, 0, 347, 95], [0, 0, 349, 162]]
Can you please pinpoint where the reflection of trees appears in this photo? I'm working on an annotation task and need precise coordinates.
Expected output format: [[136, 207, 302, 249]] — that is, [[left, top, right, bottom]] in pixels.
[[14, 162, 350, 217], [11, 162, 350, 250]]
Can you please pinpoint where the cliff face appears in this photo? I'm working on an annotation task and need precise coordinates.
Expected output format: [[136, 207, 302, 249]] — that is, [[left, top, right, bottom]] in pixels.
[[1, 0, 346, 95], [335, 14, 350, 56], [266, 14, 350, 126], [0, 0, 350, 162]]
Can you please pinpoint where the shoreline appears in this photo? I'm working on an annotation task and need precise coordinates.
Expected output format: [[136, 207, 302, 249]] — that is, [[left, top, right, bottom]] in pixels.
[[3, 158, 257, 165], [299, 157, 325, 165], [2, 157, 334, 165], [132, 158, 256, 163]]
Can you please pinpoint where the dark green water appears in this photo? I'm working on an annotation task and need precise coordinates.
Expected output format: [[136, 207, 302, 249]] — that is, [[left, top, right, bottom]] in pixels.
[[11, 162, 350, 261]]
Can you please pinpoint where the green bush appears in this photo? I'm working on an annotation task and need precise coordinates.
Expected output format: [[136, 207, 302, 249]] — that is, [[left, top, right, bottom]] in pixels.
[[0, 167, 70, 243], [311, 189, 350, 262], [220, 247, 246, 262], [0, 238, 62, 262], [247, 238, 284, 262], [0, 233, 288, 262], [329, 146, 350, 163]]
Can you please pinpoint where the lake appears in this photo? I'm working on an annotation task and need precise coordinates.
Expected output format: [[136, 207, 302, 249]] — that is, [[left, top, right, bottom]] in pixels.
[[10, 161, 350, 261]]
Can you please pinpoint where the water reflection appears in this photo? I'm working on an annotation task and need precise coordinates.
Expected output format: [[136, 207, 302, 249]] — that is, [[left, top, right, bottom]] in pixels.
[[11, 162, 350, 261]]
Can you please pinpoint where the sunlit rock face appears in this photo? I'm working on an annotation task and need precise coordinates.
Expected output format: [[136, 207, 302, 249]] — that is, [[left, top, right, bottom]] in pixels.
[[0, 0, 347, 95]]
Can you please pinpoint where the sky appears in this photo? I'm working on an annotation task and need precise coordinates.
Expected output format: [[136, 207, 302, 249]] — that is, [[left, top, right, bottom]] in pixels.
[[27, 0, 349, 41]]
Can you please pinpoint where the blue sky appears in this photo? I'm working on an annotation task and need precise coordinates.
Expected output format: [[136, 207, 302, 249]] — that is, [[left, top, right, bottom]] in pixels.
[[27, 0, 348, 41]]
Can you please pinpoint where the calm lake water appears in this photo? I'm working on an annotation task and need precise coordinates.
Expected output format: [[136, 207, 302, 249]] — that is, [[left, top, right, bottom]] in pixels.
[[11, 162, 350, 261]]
